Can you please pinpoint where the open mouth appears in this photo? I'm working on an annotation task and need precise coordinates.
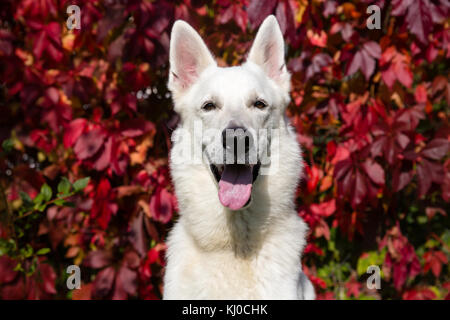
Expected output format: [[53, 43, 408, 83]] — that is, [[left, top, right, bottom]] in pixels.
[[210, 162, 261, 211]]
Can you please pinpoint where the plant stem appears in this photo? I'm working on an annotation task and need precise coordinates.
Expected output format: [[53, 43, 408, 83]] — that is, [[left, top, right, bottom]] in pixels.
[[14, 193, 75, 221]]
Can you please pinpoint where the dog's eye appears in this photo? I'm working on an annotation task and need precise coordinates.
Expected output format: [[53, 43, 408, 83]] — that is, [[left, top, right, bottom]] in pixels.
[[253, 100, 267, 109], [202, 102, 216, 111]]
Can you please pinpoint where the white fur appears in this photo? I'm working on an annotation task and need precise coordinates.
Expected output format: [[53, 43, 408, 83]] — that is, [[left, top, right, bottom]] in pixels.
[[164, 15, 315, 300]]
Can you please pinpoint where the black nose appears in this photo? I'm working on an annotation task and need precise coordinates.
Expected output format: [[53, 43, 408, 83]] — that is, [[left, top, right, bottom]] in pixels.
[[222, 126, 251, 155]]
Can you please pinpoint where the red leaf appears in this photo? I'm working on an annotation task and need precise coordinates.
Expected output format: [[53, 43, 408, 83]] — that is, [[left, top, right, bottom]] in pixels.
[[334, 158, 352, 180], [396, 133, 410, 150], [91, 178, 118, 229], [0, 256, 18, 284], [74, 128, 106, 160], [304, 243, 324, 256], [129, 211, 148, 257], [247, 0, 277, 28], [0, 278, 25, 299], [112, 266, 137, 300], [380, 47, 413, 88], [425, 207, 447, 220], [392, 170, 413, 192], [72, 283, 92, 300], [84, 250, 113, 269], [417, 160, 432, 197], [45, 87, 59, 105], [309, 275, 327, 290], [30, 129, 56, 153], [403, 288, 436, 300], [38, 262, 57, 295], [63, 118, 87, 148], [371, 136, 387, 158], [443, 171, 450, 202], [314, 219, 330, 240], [306, 164, 321, 193], [93, 136, 113, 171], [346, 51, 363, 77], [424, 250, 448, 277], [414, 84, 428, 103], [345, 278, 361, 298], [123, 250, 140, 270], [120, 119, 155, 137], [352, 170, 367, 207], [394, 60, 413, 88], [32, 30, 46, 60], [32, 22, 63, 62], [346, 43, 379, 80], [363, 41, 381, 59], [422, 138, 450, 160], [309, 199, 336, 217], [404, 0, 433, 44], [92, 266, 115, 299], [306, 53, 332, 80], [149, 187, 174, 224], [361, 159, 385, 185], [360, 49, 376, 80], [275, 0, 296, 43]]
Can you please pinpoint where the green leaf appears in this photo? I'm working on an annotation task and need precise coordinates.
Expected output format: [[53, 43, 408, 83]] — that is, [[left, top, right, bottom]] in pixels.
[[359, 294, 377, 300], [425, 239, 439, 249], [41, 184, 52, 202], [33, 193, 44, 206], [430, 286, 441, 299], [73, 177, 90, 192], [36, 203, 47, 212], [417, 215, 428, 224], [0, 238, 15, 256], [1, 138, 14, 153], [64, 201, 76, 208], [17, 228, 24, 238], [441, 230, 450, 247], [36, 248, 51, 255], [19, 191, 33, 207], [21, 244, 33, 258], [357, 249, 386, 277], [53, 198, 66, 206], [57, 177, 71, 195], [13, 262, 23, 272], [26, 257, 37, 276]]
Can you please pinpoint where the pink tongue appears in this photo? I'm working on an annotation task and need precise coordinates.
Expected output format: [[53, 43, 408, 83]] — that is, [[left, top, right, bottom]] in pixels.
[[218, 165, 253, 210]]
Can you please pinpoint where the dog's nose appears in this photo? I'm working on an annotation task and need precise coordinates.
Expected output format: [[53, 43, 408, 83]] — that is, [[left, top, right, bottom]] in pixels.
[[222, 126, 251, 155]]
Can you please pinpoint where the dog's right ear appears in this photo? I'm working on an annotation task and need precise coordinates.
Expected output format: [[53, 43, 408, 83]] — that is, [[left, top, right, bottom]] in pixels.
[[168, 20, 216, 95]]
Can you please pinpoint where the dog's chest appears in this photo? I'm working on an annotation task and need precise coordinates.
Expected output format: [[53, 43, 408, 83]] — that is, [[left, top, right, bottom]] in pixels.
[[178, 245, 299, 299], [164, 211, 306, 299], [184, 252, 262, 299]]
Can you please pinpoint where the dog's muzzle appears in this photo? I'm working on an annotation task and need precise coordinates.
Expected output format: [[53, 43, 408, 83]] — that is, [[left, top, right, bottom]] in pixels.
[[209, 126, 261, 211]]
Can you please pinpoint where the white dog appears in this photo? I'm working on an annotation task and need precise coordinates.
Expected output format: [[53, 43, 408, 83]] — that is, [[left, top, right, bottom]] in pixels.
[[163, 15, 315, 300]]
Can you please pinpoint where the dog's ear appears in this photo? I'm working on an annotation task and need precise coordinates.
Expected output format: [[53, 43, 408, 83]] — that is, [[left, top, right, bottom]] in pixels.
[[168, 20, 216, 95], [247, 15, 290, 91]]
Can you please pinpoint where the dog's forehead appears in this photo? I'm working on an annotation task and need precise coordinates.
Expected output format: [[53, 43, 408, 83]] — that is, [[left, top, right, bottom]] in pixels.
[[198, 65, 269, 98]]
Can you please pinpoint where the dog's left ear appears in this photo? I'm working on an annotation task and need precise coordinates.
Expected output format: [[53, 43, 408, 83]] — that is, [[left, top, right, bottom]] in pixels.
[[247, 15, 290, 92]]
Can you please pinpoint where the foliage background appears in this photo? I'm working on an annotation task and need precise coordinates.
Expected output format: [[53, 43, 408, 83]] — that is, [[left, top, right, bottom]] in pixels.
[[0, 0, 449, 300]]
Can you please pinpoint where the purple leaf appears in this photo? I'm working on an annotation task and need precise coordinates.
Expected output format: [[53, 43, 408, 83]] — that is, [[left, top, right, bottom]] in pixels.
[[361, 159, 385, 185], [247, 0, 277, 28], [422, 138, 449, 160], [84, 250, 113, 269], [73, 129, 106, 160], [92, 266, 115, 299]]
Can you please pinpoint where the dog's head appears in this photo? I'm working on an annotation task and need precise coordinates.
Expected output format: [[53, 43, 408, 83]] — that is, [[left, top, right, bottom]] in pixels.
[[168, 15, 291, 211]]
